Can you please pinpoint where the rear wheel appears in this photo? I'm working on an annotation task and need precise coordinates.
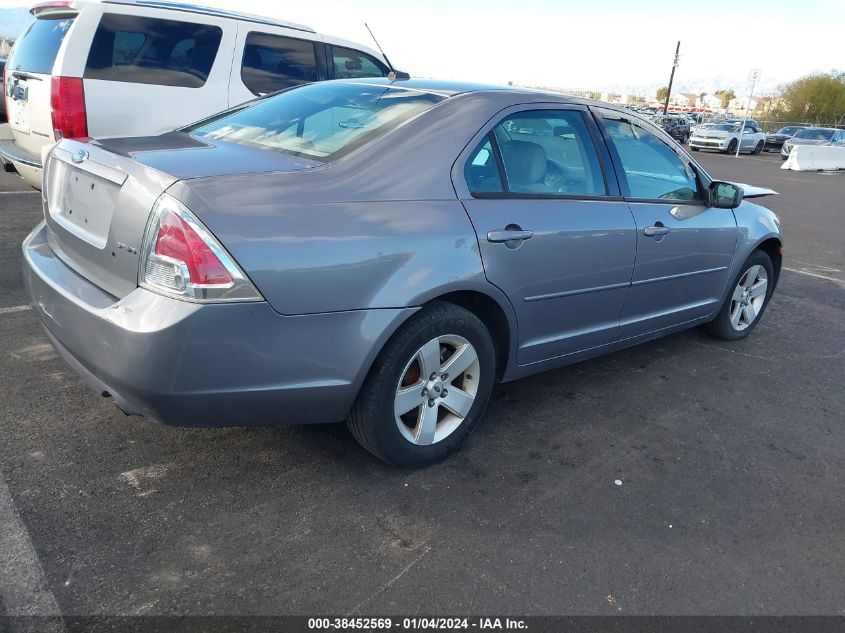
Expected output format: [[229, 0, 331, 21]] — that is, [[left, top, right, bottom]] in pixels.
[[726, 139, 738, 154], [753, 141, 764, 154], [347, 302, 496, 467], [700, 250, 774, 341]]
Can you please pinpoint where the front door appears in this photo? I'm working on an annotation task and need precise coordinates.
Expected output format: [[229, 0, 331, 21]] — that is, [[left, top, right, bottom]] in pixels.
[[594, 108, 738, 339], [457, 107, 637, 365]]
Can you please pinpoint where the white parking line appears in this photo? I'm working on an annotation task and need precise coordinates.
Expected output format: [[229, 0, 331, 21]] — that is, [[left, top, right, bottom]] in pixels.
[[784, 267, 845, 287], [0, 305, 32, 315], [0, 474, 64, 620], [0, 190, 40, 195]]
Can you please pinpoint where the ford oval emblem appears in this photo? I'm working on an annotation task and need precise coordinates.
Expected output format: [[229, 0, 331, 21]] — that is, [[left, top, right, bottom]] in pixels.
[[72, 149, 88, 164]]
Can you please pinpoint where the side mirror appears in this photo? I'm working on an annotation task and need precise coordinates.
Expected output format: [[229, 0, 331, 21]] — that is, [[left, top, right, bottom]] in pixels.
[[710, 181, 742, 209]]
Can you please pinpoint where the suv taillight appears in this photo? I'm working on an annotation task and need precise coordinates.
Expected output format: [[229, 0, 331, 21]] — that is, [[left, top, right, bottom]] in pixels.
[[139, 194, 262, 303], [50, 76, 87, 140]]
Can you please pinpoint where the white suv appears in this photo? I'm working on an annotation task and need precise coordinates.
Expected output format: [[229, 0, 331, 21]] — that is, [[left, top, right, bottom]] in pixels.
[[1, 0, 392, 188]]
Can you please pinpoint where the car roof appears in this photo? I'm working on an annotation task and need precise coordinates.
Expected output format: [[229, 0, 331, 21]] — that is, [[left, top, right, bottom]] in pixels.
[[332, 77, 608, 105], [799, 127, 838, 132], [39, 0, 315, 33]]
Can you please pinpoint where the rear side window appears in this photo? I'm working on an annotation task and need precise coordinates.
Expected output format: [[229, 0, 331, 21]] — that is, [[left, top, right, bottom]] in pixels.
[[241, 32, 318, 96], [331, 46, 388, 79], [7, 16, 74, 74], [85, 14, 222, 88]]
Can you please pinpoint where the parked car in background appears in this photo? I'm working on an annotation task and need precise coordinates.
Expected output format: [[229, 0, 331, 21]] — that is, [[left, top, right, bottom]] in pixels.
[[781, 127, 845, 159], [653, 114, 690, 143], [764, 125, 806, 151], [1, 0, 391, 188], [0, 58, 6, 123], [689, 120, 766, 154], [23, 79, 782, 466]]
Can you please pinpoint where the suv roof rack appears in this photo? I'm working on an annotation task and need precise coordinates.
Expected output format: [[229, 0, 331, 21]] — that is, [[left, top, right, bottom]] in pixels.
[[101, 0, 315, 33]]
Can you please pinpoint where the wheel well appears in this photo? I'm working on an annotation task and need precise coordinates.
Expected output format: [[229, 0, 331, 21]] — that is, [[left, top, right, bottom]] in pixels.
[[757, 238, 783, 288], [428, 291, 511, 381]]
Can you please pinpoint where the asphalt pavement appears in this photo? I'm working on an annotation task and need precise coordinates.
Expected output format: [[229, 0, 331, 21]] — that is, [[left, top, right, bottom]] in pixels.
[[0, 145, 844, 617]]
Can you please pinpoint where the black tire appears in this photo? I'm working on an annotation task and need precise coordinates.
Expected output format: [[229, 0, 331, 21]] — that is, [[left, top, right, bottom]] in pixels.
[[690, 146, 699, 152], [347, 301, 496, 467], [781, 155, 789, 161], [753, 141, 764, 155], [683, 133, 689, 144], [726, 139, 738, 154], [700, 250, 775, 341]]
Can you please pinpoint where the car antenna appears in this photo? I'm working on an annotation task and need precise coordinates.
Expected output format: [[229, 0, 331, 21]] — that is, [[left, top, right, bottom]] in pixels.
[[364, 22, 410, 81]]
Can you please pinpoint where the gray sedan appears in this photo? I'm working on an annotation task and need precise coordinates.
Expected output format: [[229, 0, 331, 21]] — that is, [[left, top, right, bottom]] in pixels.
[[23, 79, 783, 466]]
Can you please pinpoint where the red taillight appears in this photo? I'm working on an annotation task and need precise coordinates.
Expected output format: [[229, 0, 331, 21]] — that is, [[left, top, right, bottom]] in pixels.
[[154, 209, 233, 285], [50, 76, 88, 140]]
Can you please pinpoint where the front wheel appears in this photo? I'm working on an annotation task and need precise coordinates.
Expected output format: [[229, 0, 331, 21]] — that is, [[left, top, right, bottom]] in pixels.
[[700, 250, 774, 341], [347, 302, 496, 467], [753, 141, 764, 155], [690, 146, 699, 152], [726, 139, 738, 154]]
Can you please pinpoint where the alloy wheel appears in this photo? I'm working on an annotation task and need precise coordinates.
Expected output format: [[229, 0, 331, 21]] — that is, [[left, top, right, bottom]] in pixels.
[[730, 265, 768, 331], [394, 335, 480, 445]]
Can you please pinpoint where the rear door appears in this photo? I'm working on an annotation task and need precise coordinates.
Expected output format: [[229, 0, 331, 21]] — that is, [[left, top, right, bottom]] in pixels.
[[81, 9, 234, 138], [456, 106, 637, 365], [594, 108, 738, 339], [5, 9, 76, 157]]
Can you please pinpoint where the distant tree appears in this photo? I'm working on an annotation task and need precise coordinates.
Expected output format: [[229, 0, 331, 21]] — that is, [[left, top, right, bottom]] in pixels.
[[656, 86, 669, 103], [715, 89, 736, 109], [772, 71, 845, 124]]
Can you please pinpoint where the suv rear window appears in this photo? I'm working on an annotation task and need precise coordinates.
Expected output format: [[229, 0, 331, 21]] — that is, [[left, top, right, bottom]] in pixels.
[[7, 16, 74, 75], [192, 82, 442, 161], [241, 32, 319, 96], [84, 14, 222, 88]]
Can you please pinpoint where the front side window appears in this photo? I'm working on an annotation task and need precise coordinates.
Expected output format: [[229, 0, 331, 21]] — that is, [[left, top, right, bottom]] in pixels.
[[8, 16, 74, 74], [241, 32, 318, 96], [602, 117, 701, 202], [193, 82, 442, 161], [85, 14, 222, 88], [468, 110, 605, 196], [331, 46, 389, 79]]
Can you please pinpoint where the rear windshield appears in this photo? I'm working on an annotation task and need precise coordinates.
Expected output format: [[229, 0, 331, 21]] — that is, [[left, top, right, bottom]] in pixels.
[[7, 16, 74, 75], [84, 14, 222, 88], [795, 128, 835, 140], [191, 82, 444, 161]]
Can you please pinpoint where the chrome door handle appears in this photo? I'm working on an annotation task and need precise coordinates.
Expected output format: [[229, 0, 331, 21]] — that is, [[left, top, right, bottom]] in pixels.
[[487, 229, 534, 243], [643, 225, 671, 237]]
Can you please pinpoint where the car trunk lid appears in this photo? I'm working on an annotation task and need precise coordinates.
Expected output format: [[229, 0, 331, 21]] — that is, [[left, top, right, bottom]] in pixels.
[[41, 135, 319, 298]]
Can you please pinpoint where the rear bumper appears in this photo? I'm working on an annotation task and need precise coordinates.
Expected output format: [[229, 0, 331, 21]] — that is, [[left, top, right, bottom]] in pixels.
[[23, 221, 413, 427], [0, 138, 43, 188], [0, 137, 42, 168]]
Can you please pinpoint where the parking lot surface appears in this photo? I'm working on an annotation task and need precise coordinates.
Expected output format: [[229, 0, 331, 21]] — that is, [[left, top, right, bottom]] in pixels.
[[1, 147, 844, 616]]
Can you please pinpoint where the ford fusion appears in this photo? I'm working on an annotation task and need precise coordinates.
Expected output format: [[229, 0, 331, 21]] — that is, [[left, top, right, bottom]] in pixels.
[[23, 79, 782, 467]]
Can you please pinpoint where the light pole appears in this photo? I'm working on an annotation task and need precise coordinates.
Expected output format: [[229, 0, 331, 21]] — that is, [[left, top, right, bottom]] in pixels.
[[736, 68, 761, 158], [663, 41, 680, 115]]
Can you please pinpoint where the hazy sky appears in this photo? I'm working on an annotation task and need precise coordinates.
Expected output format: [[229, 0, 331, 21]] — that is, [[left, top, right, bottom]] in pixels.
[[1, 0, 843, 93]]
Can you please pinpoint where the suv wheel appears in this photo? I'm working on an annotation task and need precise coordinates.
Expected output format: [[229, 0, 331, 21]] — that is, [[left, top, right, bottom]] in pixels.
[[347, 302, 496, 467]]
